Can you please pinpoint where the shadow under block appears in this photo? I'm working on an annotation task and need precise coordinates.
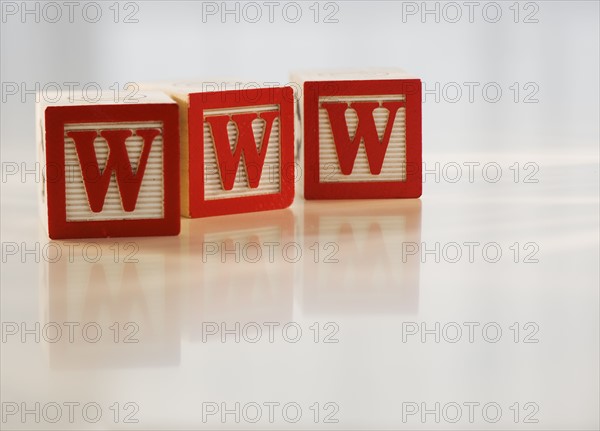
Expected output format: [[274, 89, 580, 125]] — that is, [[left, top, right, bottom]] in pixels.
[[37, 92, 180, 239], [147, 82, 295, 218], [291, 68, 422, 200]]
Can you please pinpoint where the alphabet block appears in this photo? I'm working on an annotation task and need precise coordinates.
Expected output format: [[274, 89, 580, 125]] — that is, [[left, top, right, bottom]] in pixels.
[[145, 82, 295, 218], [291, 69, 422, 199], [37, 92, 180, 239]]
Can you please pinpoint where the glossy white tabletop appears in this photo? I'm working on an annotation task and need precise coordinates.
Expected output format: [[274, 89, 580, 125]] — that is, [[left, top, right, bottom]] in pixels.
[[2, 148, 598, 430]]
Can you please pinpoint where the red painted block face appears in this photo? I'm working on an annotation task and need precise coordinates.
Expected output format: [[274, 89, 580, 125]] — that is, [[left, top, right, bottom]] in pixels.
[[41, 99, 180, 239], [302, 78, 422, 199], [187, 87, 295, 218]]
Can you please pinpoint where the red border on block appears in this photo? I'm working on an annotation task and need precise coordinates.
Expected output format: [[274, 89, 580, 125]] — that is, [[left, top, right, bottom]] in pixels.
[[45, 103, 180, 239], [188, 87, 295, 218], [303, 79, 422, 200]]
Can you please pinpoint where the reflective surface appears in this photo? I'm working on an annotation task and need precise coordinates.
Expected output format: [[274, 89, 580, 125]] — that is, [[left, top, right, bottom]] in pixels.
[[1, 152, 598, 429]]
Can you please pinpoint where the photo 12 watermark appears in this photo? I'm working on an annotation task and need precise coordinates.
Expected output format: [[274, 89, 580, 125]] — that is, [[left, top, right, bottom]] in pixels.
[[2, 81, 144, 104], [201, 241, 339, 264], [201, 1, 340, 24], [420, 161, 540, 184], [201, 401, 340, 424], [1, 1, 140, 24], [1, 159, 540, 187], [201, 321, 340, 343], [402, 401, 539, 424], [2, 401, 140, 425], [401, 241, 540, 264], [401, 2, 540, 24], [401, 321, 540, 344], [422, 81, 540, 104], [2, 321, 141, 344], [1, 241, 140, 264]]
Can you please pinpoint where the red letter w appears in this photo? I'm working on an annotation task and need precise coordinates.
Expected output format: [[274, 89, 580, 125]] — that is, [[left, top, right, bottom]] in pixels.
[[322, 101, 404, 175], [67, 129, 160, 213], [206, 111, 279, 191]]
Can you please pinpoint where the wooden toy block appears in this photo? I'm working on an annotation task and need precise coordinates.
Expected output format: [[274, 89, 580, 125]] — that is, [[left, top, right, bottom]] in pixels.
[[37, 91, 180, 239], [144, 82, 295, 218], [291, 69, 422, 200]]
